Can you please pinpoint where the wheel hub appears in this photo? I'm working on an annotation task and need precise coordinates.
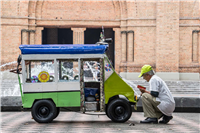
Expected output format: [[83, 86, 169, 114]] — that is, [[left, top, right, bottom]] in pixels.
[[115, 106, 125, 116], [39, 106, 50, 117], [41, 107, 47, 114]]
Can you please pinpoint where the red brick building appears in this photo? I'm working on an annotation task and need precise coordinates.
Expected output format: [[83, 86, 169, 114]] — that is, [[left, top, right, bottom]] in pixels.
[[1, 0, 200, 80]]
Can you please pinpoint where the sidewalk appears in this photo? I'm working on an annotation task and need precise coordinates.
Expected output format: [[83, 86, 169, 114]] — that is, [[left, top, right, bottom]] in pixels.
[[1, 112, 199, 133]]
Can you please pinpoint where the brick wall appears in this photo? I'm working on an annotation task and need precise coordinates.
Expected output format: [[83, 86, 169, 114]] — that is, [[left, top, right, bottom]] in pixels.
[[0, 1, 199, 74]]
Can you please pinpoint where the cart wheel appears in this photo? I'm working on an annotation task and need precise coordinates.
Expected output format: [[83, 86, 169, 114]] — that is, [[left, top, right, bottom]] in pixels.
[[62, 76, 69, 80], [54, 107, 60, 119], [48, 76, 54, 82], [107, 98, 132, 123], [74, 75, 79, 80], [105, 105, 110, 118], [31, 100, 57, 123]]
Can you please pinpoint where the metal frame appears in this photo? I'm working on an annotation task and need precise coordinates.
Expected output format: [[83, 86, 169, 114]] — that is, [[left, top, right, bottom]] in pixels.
[[22, 54, 105, 60]]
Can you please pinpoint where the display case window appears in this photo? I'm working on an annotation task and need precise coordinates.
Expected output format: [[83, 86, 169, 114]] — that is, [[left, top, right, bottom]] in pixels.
[[57, 59, 79, 82], [25, 60, 55, 83]]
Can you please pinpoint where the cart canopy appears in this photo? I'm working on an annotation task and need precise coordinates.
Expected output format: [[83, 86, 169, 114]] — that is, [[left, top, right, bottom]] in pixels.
[[19, 44, 108, 55]]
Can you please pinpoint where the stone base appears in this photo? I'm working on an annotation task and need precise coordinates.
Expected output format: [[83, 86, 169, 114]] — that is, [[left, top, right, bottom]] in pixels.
[[120, 72, 200, 80]]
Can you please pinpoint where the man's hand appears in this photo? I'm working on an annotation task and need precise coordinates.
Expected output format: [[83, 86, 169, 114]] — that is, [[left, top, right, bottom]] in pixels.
[[139, 88, 146, 93], [139, 89, 150, 95]]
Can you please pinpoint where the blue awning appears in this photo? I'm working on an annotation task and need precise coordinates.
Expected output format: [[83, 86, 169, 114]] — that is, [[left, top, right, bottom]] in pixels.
[[19, 44, 108, 54]]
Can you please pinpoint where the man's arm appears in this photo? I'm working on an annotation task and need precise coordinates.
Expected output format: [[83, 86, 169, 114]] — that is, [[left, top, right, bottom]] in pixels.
[[150, 91, 159, 97], [139, 89, 159, 97]]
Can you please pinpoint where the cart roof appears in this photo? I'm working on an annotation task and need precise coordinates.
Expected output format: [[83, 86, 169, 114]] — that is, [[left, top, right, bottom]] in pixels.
[[19, 44, 108, 55]]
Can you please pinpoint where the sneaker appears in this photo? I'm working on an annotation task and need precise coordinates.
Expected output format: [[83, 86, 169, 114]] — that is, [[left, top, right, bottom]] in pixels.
[[140, 118, 158, 124], [159, 115, 173, 124]]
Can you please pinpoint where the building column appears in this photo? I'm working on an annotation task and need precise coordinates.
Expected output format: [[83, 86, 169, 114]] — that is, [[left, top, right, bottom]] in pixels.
[[21, 29, 28, 44], [127, 30, 134, 62], [121, 31, 127, 62], [156, 2, 179, 72], [29, 27, 36, 45], [71, 28, 86, 44], [198, 31, 200, 64], [113, 28, 121, 73], [35, 27, 44, 44], [30, 31, 35, 44], [192, 30, 199, 63]]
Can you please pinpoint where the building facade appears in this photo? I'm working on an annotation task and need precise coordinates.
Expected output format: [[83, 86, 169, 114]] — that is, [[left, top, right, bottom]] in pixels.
[[1, 0, 200, 80]]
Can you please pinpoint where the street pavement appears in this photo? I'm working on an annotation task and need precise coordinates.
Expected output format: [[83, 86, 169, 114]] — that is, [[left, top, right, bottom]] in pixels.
[[1, 111, 199, 133]]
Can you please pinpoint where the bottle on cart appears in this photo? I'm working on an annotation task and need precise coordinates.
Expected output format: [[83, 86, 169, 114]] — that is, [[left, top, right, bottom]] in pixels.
[[96, 99, 100, 111], [95, 93, 99, 100], [95, 93, 100, 111]]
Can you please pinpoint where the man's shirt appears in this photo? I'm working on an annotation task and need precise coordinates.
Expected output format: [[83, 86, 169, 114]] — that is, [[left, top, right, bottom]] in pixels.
[[149, 75, 175, 116]]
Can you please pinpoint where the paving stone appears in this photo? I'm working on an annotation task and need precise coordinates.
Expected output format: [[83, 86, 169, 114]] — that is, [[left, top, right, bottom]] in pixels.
[[1, 112, 199, 133]]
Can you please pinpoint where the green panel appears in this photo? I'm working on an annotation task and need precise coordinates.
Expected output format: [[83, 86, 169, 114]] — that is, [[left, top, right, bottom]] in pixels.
[[42, 92, 57, 105], [57, 92, 80, 107], [23, 93, 43, 108], [104, 72, 136, 104], [23, 91, 80, 108], [18, 74, 24, 104]]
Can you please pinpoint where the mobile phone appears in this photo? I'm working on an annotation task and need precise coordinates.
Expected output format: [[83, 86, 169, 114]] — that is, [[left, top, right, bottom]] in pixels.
[[137, 85, 146, 90]]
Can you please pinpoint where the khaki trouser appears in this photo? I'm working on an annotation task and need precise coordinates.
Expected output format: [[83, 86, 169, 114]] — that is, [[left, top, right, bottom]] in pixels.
[[141, 93, 163, 119]]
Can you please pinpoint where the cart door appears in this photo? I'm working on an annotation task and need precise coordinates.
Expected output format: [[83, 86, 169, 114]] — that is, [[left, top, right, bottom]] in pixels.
[[79, 58, 105, 112], [56, 59, 80, 107]]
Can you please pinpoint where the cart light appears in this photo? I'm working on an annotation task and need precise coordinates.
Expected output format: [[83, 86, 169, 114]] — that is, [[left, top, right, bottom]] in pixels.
[[134, 95, 137, 101]]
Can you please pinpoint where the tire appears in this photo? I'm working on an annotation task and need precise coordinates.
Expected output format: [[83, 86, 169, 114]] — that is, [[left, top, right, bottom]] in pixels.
[[48, 76, 54, 82], [53, 107, 60, 119], [105, 105, 110, 118], [62, 76, 68, 80], [107, 98, 132, 123], [31, 100, 57, 123], [74, 75, 79, 80]]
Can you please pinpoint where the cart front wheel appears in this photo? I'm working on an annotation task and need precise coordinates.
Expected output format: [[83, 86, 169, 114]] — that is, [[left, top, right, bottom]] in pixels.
[[31, 100, 57, 123], [107, 98, 132, 123], [105, 105, 110, 118]]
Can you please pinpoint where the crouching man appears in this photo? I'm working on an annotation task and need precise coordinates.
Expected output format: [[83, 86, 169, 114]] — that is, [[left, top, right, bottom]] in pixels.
[[138, 65, 175, 124]]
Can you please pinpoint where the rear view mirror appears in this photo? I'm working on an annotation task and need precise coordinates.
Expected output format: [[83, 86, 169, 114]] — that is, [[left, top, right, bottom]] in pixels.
[[17, 55, 22, 74], [17, 55, 22, 65]]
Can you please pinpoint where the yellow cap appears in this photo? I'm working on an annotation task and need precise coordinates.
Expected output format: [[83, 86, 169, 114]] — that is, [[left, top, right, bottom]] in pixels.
[[138, 65, 152, 78]]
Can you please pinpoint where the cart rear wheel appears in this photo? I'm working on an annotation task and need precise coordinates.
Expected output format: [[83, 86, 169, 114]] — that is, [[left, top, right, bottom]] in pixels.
[[31, 100, 57, 123], [54, 107, 60, 119], [107, 98, 132, 123]]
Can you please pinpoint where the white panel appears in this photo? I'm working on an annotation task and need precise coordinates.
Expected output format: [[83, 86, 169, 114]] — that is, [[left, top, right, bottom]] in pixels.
[[57, 82, 80, 91], [42, 83, 57, 92], [23, 83, 42, 92], [22, 60, 26, 85], [23, 82, 57, 92], [54, 58, 58, 83]]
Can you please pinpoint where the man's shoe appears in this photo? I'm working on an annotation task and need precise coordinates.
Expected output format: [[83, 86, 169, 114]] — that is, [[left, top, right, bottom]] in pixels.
[[140, 118, 158, 124], [159, 115, 173, 124]]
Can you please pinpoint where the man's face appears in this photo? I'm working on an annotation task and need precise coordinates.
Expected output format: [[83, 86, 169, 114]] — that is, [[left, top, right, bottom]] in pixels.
[[142, 73, 151, 82]]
